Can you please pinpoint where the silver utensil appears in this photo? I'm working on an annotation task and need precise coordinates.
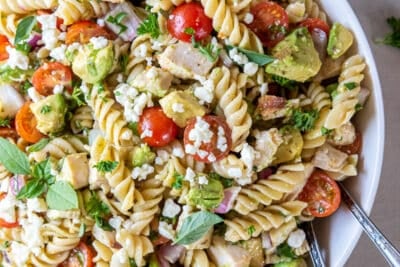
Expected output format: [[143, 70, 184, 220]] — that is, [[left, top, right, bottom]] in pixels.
[[338, 182, 400, 267], [302, 221, 326, 267]]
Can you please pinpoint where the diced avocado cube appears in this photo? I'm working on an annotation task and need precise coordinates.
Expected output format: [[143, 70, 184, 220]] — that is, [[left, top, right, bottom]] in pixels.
[[274, 258, 307, 267], [30, 94, 67, 134], [159, 91, 206, 128], [266, 28, 322, 82], [130, 67, 173, 97], [188, 177, 224, 210], [131, 144, 155, 167], [327, 22, 354, 59]]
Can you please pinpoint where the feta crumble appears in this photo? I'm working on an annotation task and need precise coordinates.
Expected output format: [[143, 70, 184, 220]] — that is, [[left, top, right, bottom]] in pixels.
[[287, 229, 306, 248], [162, 199, 181, 218], [172, 103, 185, 113], [243, 13, 254, 24], [158, 221, 176, 240], [5, 46, 29, 70], [131, 164, 154, 181], [90, 36, 109, 50]]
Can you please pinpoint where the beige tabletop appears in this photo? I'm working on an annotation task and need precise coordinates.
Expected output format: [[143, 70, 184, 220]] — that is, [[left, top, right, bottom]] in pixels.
[[344, 0, 400, 266]]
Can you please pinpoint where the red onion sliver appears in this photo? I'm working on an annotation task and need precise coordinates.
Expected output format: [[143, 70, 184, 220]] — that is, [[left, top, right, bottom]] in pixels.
[[214, 187, 241, 214], [158, 244, 185, 264], [257, 167, 275, 180], [262, 232, 272, 249], [28, 33, 42, 49], [10, 175, 25, 196]]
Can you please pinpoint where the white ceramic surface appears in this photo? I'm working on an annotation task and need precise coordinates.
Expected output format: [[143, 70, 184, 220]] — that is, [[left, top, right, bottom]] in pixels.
[[315, 1, 385, 266]]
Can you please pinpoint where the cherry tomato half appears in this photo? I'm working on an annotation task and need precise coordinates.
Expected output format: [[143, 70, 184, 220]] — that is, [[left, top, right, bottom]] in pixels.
[[247, 1, 289, 49], [0, 34, 10, 61], [167, 2, 213, 43], [183, 115, 232, 163], [32, 62, 73, 96], [66, 21, 114, 45], [297, 170, 341, 217], [15, 102, 45, 143], [337, 131, 362, 155], [299, 18, 330, 36], [0, 193, 19, 228], [138, 107, 179, 147], [60, 241, 94, 267]]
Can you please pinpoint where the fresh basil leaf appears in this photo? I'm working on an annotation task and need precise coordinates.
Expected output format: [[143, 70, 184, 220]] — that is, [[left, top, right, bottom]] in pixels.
[[32, 159, 55, 183], [174, 211, 223, 245], [46, 181, 79, 210], [16, 178, 46, 199], [86, 192, 111, 218], [0, 137, 30, 175], [27, 138, 50, 152], [14, 16, 37, 45], [226, 45, 275, 66]]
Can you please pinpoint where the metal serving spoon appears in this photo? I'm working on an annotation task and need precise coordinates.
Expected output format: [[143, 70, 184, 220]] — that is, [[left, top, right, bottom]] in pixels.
[[303, 183, 400, 267]]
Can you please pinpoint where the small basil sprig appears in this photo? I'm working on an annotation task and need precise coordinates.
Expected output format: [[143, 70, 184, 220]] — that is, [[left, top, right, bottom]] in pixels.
[[174, 211, 223, 245], [225, 45, 275, 66], [86, 192, 114, 231], [107, 12, 128, 34], [0, 137, 30, 175], [14, 16, 37, 53], [46, 181, 79, 210], [27, 138, 50, 152]]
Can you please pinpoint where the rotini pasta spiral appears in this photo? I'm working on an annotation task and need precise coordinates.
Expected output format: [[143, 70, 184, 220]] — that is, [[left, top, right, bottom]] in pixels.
[[210, 66, 252, 152], [233, 163, 311, 215], [146, 0, 192, 11], [181, 249, 216, 267], [200, 0, 264, 52], [55, 0, 111, 25], [224, 201, 306, 242], [0, 12, 20, 41], [324, 55, 366, 129], [0, 0, 57, 14], [126, 34, 153, 83], [0, 163, 10, 180]]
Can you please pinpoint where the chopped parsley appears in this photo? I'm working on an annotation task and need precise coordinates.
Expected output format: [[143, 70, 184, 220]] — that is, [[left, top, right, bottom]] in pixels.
[[247, 225, 256, 236], [376, 17, 400, 48], [276, 242, 298, 259], [93, 160, 118, 173], [86, 192, 113, 231], [290, 109, 319, 132], [40, 105, 52, 114], [71, 87, 86, 107], [355, 103, 363, 112], [21, 80, 32, 95], [137, 11, 160, 39], [344, 82, 357, 90], [172, 172, 184, 190], [272, 75, 298, 90], [107, 12, 128, 34], [0, 117, 11, 127], [321, 126, 333, 136], [185, 27, 220, 62]]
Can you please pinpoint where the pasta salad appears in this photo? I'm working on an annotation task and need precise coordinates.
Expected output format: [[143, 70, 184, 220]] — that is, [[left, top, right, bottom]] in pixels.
[[0, 0, 369, 266]]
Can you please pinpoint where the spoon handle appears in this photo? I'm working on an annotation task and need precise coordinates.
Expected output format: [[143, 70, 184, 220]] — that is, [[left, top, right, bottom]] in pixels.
[[339, 182, 400, 267], [302, 221, 326, 267]]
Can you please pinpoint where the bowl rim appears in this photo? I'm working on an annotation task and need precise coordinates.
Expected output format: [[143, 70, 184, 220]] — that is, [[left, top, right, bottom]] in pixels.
[[318, 0, 385, 266]]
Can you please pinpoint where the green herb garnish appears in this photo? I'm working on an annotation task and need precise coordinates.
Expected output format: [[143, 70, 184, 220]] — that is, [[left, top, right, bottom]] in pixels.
[[272, 75, 298, 90], [225, 45, 275, 66], [321, 126, 333, 136], [0, 118, 11, 128], [107, 12, 128, 34], [290, 109, 319, 132], [93, 160, 118, 173], [344, 82, 357, 90], [247, 225, 256, 236], [40, 105, 52, 114], [46, 181, 79, 210], [86, 192, 113, 231], [137, 12, 160, 39], [172, 172, 184, 190], [185, 27, 220, 62]]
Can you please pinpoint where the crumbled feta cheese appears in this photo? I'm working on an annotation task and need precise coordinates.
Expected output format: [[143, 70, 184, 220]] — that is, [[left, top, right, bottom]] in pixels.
[[229, 47, 249, 65], [260, 83, 268, 96], [162, 199, 181, 218], [159, 221, 176, 240], [0, 179, 9, 193], [53, 84, 64, 95], [155, 149, 169, 165], [109, 216, 123, 230], [140, 128, 153, 139], [10, 242, 30, 266], [0, 193, 16, 222], [67, 42, 81, 55], [90, 36, 109, 50], [184, 167, 196, 184], [134, 43, 148, 58], [243, 13, 254, 24], [145, 57, 153, 66], [50, 44, 67, 63], [172, 103, 185, 113], [28, 87, 45, 102], [217, 126, 228, 152], [244, 62, 258, 76], [287, 229, 306, 248], [184, 144, 197, 155], [194, 79, 214, 104], [37, 14, 57, 29], [20, 213, 44, 252], [227, 167, 243, 178], [27, 198, 47, 213], [189, 117, 214, 147], [115, 84, 153, 122], [42, 28, 59, 50], [197, 149, 208, 159], [241, 143, 256, 171], [131, 164, 154, 181], [97, 18, 105, 27], [198, 175, 209, 185], [172, 146, 184, 158], [5, 46, 29, 70], [151, 40, 163, 51], [58, 32, 66, 41], [207, 153, 216, 162]]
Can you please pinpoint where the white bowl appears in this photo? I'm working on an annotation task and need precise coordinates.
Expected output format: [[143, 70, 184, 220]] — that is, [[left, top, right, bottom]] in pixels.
[[315, 1, 385, 266]]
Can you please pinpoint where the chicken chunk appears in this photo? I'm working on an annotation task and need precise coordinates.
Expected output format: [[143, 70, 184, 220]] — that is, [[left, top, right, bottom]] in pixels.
[[208, 237, 251, 267], [312, 143, 348, 172], [158, 41, 216, 79], [59, 153, 89, 189], [328, 122, 356, 146], [257, 95, 287, 121]]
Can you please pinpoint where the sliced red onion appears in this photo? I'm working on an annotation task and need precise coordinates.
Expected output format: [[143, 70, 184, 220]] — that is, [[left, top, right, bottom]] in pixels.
[[27, 33, 42, 49], [358, 87, 370, 106], [10, 175, 26, 196], [104, 2, 143, 41], [311, 28, 328, 61], [220, 49, 234, 68], [261, 232, 272, 249], [157, 254, 171, 267], [257, 167, 275, 180], [2, 251, 10, 263], [158, 244, 185, 264], [214, 187, 241, 214]]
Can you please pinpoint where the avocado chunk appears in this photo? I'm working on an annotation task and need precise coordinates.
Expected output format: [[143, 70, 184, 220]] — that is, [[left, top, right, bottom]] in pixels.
[[159, 91, 206, 128], [327, 23, 354, 59], [266, 28, 322, 82], [72, 41, 114, 84], [130, 67, 173, 97], [188, 177, 224, 210], [131, 143, 155, 167], [273, 128, 303, 165], [30, 94, 67, 134], [274, 258, 307, 267]]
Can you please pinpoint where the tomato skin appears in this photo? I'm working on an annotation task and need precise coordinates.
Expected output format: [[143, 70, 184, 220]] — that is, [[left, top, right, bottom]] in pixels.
[[297, 170, 341, 218], [32, 62, 73, 96], [299, 18, 330, 36], [247, 1, 289, 49], [167, 2, 213, 42], [66, 21, 114, 45], [60, 241, 94, 267], [337, 131, 362, 155], [0, 34, 10, 61], [138, 107, 179, 147], [183, 116, 232, 163], [0, 193, 19, 228], [15, 102, 45, 143]]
